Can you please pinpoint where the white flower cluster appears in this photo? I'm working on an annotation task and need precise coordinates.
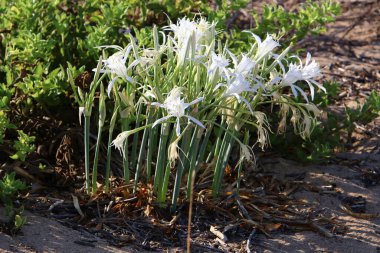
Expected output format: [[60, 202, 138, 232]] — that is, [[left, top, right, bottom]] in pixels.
[[94, 17, 325, 151]]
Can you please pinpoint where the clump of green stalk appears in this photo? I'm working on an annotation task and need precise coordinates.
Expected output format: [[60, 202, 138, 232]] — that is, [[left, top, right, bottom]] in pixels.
[[68, 57, 105, 194], [69, 17, 327, 211], [92, 84, 106, 193]]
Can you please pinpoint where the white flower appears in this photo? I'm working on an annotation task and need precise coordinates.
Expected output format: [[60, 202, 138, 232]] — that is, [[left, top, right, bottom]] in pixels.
[[301, 53, 325, 99], [239, 143, 254, 162], [281, 53, 325, 101], [281, 63, 307, 100], [94, 45, 138, 96], [246, 32, 280, 60], [208, 52, 230, 78], [151, 88, 205, 136], [167, 18, 197, 45], [215, 73, 257, 113], [227, 50, 256, 78], [168, 17, 214, 47], [253, 111, 270, 149], [139, 31, 167, 67], [111, 131, 131, 157], [166, 17, 215, 65]]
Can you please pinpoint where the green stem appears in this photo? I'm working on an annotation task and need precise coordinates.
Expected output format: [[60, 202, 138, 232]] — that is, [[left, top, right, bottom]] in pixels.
[[105, 106, 119, 193], [185, 127, 203, 199], [92, 123, 102, 194], [153, 123, 170, 193], [170, 126, 193, 211], [134, 106, 153, 192], [158, 162, 171, 206], [84, 115, 91, 194], [196, 125, 212, 167], [237, 131, 249, 194], [212, 130, 233, 197], [146, 115, 157, 182], [131, 104, 142, 172]]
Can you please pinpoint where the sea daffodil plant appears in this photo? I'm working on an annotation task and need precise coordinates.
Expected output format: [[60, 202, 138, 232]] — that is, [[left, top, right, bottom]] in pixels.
[[69, 17, 326, 209]]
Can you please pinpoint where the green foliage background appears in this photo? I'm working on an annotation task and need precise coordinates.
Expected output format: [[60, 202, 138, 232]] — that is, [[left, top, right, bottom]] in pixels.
[[0, 0, 343, 172]]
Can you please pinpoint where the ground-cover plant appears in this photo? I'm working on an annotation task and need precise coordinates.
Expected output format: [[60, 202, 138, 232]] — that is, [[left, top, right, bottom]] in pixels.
[[0, 0, 340, 109], [0, 0, 251, 83], [253, 0, 341, 45], [0, 0, 340, 171], [345, 90, 380, 140], [69, 17, 328, 211], [0, 172, 26, 215], [228, 0, 341, 52], [0, 172, 27, 233], [271, 82, 380, 162], [270, 80, 341, 161], [10, 131, 35, 162]]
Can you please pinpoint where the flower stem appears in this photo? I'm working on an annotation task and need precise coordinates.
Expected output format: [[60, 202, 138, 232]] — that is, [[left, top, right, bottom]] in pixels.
[[170, 125, 193, 211], [92, 123, 102, 194], [121, 117, 130, 184], [185, 127, 203, 199], [84, 115, 91, 194], [134, 106, 153, 192], [153, 123, 170, 193]]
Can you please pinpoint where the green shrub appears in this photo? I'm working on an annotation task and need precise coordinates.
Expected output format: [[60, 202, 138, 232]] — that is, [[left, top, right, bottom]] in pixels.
[[0, 172, 26, 216]]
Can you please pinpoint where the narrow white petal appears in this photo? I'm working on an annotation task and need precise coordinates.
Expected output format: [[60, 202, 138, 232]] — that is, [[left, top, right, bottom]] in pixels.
[[243, 31, 262, 45], [294, 85, 309, 103], [226, 49, 238, 68], [310, 79, 327, 93], [152, 115, 172, 128], [186, 97, 204, 107], [107, 77, 118, 97], [92, 68, 107, 73], [214, 83, 226, 92], [241, 97, 254, 114], [151, 102, 165, 108], [159, 31, 166, 45], [306, 52, 312, 66], [123, 45, 133, 63], [232, 93, 242, 103], [78, 107, 85, 125], [176, 118, 181, 136], [128, 59, 140, 69], [186, 115, 205, 129], [95, 45, 123, 51], [305, 80, 315, 101], [125, 75, 134, 83], [290, 84, 298, 98]]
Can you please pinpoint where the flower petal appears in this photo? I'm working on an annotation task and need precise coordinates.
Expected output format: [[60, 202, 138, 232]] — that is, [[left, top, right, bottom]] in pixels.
[[78, 107, 85, 125], [186, 115, 205, 129], [243, 31, 262, 45], [309, 79, 326, 93], [151, 102, 166, 108], [185, 97, 204, 107], [305, 80, 315, 101], [294, 85, 309, 103], [176, 118, 181, 136], [241, 97, 254, 114], [107, 77, 118, 97], [226, 49, 238, 68], [152, 115, 173, 128], [214, 82, 226, 92], [123, 45, 133, 63]]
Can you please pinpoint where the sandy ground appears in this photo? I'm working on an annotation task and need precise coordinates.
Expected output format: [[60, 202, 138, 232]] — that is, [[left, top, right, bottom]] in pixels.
[[0, 210, 133, 253], [254, 156, 380, 253]]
